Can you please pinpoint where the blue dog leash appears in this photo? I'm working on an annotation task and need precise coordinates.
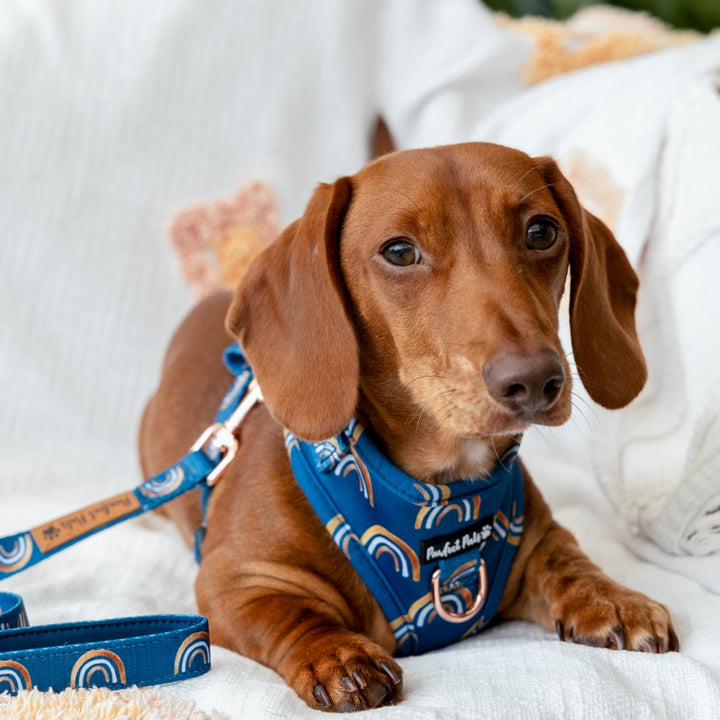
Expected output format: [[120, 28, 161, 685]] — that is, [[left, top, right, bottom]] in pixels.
[[0, 377, 263, 695]]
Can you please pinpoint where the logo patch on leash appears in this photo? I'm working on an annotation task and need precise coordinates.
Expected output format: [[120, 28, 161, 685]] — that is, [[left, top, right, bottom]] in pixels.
[[420, 515, 494, 565], [30, 492, 141, 553]]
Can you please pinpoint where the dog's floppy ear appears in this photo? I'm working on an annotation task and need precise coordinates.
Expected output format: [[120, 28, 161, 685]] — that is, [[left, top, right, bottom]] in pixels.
[[226, 178, 357, 440], [536, 157, 647, 408]]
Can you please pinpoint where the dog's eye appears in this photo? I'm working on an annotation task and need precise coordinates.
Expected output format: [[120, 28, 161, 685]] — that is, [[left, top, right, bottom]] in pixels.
[[380, 239, 421, 267], [526, 219, 558, 250]]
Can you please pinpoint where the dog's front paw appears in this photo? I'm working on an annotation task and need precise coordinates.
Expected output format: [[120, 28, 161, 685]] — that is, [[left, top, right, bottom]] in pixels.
[[552, 575, 679, 653], [289, 630, 403, 712]]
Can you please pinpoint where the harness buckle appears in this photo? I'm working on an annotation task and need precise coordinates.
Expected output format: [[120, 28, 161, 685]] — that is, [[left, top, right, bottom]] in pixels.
[[431, 559, 487, 624], [191, 379, 263, 486]]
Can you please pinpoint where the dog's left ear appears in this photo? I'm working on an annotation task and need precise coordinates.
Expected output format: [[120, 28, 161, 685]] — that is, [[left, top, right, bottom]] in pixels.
[[226, 177, 357, 440], [536, 157, 647, 408]]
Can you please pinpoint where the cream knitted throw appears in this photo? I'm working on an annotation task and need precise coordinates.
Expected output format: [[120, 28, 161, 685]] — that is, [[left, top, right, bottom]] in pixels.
[[0, 687, 226, 720]]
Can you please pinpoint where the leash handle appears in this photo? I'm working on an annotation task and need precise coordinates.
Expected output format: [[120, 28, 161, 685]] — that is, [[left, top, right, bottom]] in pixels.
[[0, 598, 210, 694]]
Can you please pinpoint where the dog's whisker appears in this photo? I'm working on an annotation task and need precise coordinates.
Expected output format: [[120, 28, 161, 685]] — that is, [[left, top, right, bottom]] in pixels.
[[531, 425, 554, 452], [405, 373, 447, 388], [436, 405, 457, 433], [405, 390, 458, 442], [489, 435, 507, 469], [517, 181, 558, 205], [570, 390, 601, 425], [378, 372, 446, 389], [400, 387, 456, 454], [442, 340, 483, 350], [566, 410, 588, 439], [519, 162, 547, 185], [386, 186, 426, 215], [568, 397, 597, 437]]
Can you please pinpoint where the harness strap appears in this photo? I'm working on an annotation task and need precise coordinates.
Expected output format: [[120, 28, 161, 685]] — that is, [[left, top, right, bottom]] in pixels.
[[0, 379, 263, 695]]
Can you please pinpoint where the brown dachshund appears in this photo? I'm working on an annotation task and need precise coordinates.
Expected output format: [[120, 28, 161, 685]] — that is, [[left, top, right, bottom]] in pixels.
[[140, 142, 677, 712]]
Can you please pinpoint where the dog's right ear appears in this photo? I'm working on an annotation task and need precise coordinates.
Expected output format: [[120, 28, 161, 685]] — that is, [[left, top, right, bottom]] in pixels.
[[226, 178, 357, 441]]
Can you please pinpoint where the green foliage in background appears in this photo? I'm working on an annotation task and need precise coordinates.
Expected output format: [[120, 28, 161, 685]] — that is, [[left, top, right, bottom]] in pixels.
[[483, 0, 720, 32]]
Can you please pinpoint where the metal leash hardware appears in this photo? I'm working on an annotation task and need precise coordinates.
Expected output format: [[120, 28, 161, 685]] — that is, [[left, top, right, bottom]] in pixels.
[[191, 378, 264, 486]]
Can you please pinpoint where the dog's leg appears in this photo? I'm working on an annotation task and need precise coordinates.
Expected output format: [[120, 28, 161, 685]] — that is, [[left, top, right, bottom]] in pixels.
[[194, 412, 402, 712], [502, 469, 679, 653], [195, 549, 403, 711]]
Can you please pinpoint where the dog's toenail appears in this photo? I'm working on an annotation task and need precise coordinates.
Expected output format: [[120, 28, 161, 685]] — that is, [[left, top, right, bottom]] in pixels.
[[611, 626, 625, 650], [380, 662, 401, 686], [313, 684, 332, 709], [352, 670, 368, 689], [555, 619, 566, 641], [669, 629, 680, 652], [341, 676, 358, 693]]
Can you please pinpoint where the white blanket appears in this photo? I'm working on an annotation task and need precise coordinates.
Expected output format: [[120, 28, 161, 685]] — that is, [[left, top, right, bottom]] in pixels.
[[4, 446, 720, 718], [1, 1, 719, 717]]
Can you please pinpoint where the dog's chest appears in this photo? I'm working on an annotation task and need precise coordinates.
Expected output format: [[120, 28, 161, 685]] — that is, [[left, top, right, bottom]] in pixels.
[[284, 420, 524, 656]]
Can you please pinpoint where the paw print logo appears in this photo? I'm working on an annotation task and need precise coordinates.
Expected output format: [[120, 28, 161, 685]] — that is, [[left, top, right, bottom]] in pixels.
[[42, 525, 61, 541]]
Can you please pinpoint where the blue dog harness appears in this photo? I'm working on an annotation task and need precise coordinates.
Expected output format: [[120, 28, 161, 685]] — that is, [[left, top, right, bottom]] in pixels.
[[212, 345, 525, 656]]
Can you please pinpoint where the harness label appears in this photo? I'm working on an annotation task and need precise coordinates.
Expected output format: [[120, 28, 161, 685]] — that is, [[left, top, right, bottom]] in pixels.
[[30, 492, 142, 554], [420, 515, 494, 565]]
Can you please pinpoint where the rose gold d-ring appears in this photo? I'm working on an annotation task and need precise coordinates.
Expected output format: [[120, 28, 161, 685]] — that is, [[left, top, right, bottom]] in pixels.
[[431, 559, 487, 624]]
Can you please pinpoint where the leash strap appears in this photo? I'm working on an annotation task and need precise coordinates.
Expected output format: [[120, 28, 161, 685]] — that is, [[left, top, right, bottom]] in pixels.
[[0, 602, 210, 693], [0, 451, 215, 581], [0, 376, 262, 694]]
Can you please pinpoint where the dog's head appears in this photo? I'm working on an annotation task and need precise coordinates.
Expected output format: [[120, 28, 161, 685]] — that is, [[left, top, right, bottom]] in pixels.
[[227, 143, 646, 480]]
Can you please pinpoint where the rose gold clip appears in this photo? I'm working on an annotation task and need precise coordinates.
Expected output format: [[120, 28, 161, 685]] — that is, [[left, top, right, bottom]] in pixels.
[[191, 379, 264, 486], [430, 559, 487, 624]]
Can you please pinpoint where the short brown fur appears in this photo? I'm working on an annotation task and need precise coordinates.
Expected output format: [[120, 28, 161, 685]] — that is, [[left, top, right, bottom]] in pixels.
[[140, 143, 675, 712]]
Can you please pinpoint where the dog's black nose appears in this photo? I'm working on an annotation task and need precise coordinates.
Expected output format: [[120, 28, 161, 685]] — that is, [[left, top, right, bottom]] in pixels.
[[484, 349, 565, 415]]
